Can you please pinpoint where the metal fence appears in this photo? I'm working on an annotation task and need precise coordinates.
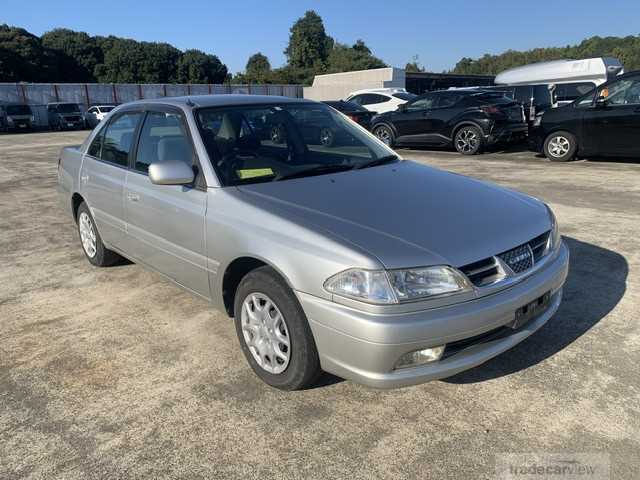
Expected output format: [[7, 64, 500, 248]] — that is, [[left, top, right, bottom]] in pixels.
[[0, 82, 304, 109]]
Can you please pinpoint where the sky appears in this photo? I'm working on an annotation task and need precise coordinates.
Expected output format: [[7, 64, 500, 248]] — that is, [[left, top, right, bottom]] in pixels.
[[3, 0, 640, 74]]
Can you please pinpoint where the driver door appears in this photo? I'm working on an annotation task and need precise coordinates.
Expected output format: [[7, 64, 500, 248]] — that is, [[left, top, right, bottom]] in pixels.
[[582, 78, 640, 156], [394, 93, 437, 143], [123, 107, 210, 299]]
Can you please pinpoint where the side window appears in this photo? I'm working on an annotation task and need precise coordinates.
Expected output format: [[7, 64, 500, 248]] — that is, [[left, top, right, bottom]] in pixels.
[[436, 93, 461, 108], [514, 86, 533, 105], [407, 94, 437, 111], [600, 79, 640, 106], [87, 126, 105, 157], [369, 94, 390, 104], [101, 112, 143, 167], [135, 111, 194, 173], [348, 95, 364, 106]]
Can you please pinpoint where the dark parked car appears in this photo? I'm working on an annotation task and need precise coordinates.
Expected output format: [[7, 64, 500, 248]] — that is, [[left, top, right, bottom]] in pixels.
[[371, 90, 527, 155], [47, 102, 85, 130], [482, 84, 555, 123], [529, 71, 640, 161], [1, 104, 34, 132], [322, 100, 375, 130]]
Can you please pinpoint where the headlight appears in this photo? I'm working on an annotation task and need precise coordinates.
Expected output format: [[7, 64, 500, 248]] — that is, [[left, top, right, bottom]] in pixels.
[[545, 205, 561, 253], [324, 266, 471, 304]]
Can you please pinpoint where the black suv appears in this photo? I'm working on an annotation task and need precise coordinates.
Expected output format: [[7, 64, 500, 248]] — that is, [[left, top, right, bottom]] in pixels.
[[47, 102, 85, 130], [529, 71, 640, 161], [371, 90, 527, 155]]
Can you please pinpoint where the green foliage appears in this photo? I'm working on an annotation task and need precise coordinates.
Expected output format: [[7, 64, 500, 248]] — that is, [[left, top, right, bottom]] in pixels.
[[325, 41, 386, 74], [405, 54, 425, 73], [452, 35, 640, 74], [175, 49, 228, 84], [284, 10, 334, 70], [0, 24, 228, 84], [243, 52, 271, 83]]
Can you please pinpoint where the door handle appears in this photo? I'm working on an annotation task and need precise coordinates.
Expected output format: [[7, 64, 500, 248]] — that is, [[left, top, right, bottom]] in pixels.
[[127, 192, 140, 202]]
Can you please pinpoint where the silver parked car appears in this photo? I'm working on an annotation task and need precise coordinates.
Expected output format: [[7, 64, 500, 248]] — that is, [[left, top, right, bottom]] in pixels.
[[57, 95, 569, 390]]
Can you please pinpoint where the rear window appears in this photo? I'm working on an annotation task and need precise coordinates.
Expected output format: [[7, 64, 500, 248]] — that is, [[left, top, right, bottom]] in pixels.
[[6, 105, 32, 115], [392, 93, 417, 101], [57, 103, 81, 113]]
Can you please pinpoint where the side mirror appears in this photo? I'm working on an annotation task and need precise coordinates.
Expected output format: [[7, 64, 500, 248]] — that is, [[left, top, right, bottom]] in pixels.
[[595, 95, 608, 108], [148, 160, 194, 186]]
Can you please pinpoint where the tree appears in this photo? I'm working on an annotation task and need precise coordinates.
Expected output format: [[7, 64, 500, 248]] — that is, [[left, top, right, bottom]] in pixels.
[[41, 28, 102, 82], [284, 10, 333, 70], [405, 54, 425, 73], [175, 49, 228, 84], [244, 52, 271, 83], [325, 40, 386, 74], [0, 24, 60, 82]]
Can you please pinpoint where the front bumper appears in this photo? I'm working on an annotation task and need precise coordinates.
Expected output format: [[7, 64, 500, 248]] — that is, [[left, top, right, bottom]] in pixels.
[[300, 242, 569, 389]]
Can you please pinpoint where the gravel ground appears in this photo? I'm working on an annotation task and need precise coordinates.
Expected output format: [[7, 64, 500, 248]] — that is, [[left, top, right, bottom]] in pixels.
[[1, 131, 639, 479]]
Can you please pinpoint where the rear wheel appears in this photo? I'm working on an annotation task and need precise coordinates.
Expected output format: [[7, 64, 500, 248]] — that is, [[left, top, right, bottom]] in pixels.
[[373, 124, 395, 147], [233, 266, 321, 390], [454, 125, 483, 155], [543, 131, 577, 162], [76, 202, 122, 267]]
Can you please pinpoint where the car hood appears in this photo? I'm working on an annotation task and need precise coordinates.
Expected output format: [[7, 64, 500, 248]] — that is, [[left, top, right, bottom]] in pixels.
[[237, 161, 551, 269]]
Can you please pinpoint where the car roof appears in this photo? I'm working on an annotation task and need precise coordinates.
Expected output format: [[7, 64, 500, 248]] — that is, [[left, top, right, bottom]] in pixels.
[[347, 88, 407, 96], [127, 95, 312, 109]]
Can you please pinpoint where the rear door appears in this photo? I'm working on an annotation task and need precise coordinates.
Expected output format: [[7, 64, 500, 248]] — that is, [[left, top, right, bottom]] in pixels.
[[81, 110, 143, 250], [429, 92, 466, 139], [582, 77, 640, 156], [123, 107, 210, 298]]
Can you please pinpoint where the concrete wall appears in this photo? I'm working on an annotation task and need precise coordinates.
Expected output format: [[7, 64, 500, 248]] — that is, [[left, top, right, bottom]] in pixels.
[[303, 67, 406, 100]]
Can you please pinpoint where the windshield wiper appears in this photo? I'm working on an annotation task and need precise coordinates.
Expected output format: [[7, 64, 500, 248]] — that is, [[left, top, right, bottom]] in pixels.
[[356, 155, 399, 169], [276, 164, 354, 181]]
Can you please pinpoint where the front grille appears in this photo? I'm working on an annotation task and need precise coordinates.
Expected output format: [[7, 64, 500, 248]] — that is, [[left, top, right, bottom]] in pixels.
[[498, 244, 533, 274], [460, 231, 551, 287]]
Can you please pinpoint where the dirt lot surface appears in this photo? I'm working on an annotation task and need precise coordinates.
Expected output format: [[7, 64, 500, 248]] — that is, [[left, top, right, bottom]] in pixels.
[[1, 131, 639, 479]]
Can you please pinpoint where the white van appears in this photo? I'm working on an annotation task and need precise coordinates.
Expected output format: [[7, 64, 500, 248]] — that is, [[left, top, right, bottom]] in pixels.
[[495, 57, 624, 105]]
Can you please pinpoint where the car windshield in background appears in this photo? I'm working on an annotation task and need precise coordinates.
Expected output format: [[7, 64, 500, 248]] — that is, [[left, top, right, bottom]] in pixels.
[[100, 106, 115, 112], [392, 93, 417, 101], [196, 103, 396, 186], [6, 105, 31, 115], [58, 103, 81, 113]]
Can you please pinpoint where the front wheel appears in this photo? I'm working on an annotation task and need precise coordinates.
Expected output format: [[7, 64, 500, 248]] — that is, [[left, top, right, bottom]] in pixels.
[[454, 126, 483, 155], [373, 124, 395, 147], [76, 202, 123, 267], [233, 266, 321, 390], [543, 131, 577, 162]]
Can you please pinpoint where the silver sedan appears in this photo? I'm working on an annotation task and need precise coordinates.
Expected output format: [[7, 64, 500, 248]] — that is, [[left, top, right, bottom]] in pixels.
[[57, 95, 569, 390]]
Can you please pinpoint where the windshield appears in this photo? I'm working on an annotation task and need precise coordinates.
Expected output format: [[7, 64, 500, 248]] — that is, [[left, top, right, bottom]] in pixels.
[[196, 103, 396, 186], [99, 106, 115, 113], [57, 103, 81, 113], [392, 92, 417, 101], [6, 105, 32, 115]]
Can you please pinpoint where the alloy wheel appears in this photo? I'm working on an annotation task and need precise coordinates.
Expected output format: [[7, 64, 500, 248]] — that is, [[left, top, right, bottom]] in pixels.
[[319, 127, 334, 146], [548, 135, 571, 158], [374, 126, 392, 145], [456, 128, 479, 153], [78, 211, 97, 258], [241, 293, 291, 374]]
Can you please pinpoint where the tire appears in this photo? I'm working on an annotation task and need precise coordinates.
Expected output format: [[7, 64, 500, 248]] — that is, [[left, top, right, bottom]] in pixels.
[[233, 266, 321, 390], [76, 202, 122, 267], [373, 124, 395, 147], [543, 131, 577, 162], [454, 125, 483, 155]]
